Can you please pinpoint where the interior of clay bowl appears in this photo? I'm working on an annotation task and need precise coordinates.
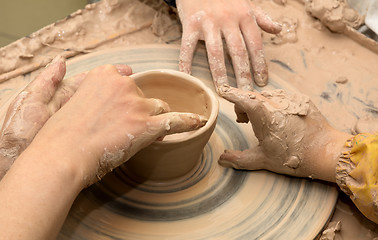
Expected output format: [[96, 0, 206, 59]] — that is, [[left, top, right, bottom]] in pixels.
[[131, 69, 219, 142], [125, 69, 219, 182]]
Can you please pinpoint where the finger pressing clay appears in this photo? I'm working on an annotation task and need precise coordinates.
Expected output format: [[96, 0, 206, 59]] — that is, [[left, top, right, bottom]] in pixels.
[[151, 112, 207, 135], [95, 113, 207, 182]]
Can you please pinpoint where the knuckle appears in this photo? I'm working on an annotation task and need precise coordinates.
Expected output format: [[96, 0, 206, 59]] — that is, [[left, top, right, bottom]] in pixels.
[[57, 85, 72, 104], [94, 64, 116, 74]]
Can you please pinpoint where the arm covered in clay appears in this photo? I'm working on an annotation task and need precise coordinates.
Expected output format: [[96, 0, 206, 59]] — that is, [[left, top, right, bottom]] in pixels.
[[175, 0, 282, 91], [218, 85, 377, 224], [0, 63, 207, 239]]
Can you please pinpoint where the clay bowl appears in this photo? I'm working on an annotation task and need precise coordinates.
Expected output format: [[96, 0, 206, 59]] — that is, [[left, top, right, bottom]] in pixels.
[[124, 69, 219, 183], [58, 46, 338, 239]]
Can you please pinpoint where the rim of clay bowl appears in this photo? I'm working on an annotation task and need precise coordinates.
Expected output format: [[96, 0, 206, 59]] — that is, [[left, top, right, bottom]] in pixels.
[[130, 69, 219, 144]]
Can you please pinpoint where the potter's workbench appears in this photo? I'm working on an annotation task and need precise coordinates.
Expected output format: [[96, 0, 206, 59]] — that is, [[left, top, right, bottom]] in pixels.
[[0, 0, 377, 239]]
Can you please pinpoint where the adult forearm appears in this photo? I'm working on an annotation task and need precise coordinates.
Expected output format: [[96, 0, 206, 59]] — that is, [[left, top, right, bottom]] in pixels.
[[0, 141, 22, 180], [0, 142, 83, 240]]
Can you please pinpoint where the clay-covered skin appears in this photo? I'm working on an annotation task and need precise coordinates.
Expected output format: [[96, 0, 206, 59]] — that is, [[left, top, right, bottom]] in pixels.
[[0, 57, 207, 185], [176, 0, 282, 91], [0, 57, 71, 179], [27, 64, 207, 187], [0, 57, 133, 180], [218, 85, 352, 182], [0, 63, 208, 240]]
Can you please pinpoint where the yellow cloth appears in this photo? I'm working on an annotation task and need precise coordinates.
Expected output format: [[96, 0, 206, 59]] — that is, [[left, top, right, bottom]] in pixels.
[[336, 132, 378, 224]]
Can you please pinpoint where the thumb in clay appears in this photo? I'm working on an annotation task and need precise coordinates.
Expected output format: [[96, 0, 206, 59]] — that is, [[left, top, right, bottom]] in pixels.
[[218, 85, 338, 181]]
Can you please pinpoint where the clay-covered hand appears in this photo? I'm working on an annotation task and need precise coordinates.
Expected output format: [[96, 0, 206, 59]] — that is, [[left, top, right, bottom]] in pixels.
[[217, 85, 352, 182], [0, 57, 133, 180], [0, 57, 80, 179], [30, 64, 207, 187], [176, 0, 281, 91]]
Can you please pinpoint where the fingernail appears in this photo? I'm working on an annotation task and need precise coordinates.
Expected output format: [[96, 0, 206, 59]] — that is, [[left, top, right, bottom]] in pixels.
[[254, 71, 268, 87], [199, 115, 208, 126], [45, 55, 63, 68]]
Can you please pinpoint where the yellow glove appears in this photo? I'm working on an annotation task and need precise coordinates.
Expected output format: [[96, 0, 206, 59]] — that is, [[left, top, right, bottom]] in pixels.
[[336, 133, 378, 224]]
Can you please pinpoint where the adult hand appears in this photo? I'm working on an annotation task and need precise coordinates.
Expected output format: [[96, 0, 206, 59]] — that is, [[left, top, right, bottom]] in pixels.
[[0, 63, 205, 239], [217, 85, 352, 182], [0, 57, 133, 179], [30, 64, 207, 187], [176, 0, 281, 91], [0, 57, 78, 179]]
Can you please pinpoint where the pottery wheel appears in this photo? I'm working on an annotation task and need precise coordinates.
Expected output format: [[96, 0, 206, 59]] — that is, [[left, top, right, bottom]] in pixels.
[[58, 45, 338, 240]]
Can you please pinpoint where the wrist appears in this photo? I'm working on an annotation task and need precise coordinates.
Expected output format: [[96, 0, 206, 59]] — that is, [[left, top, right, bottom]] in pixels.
[[318, 128, 353, 182], [0, 139, 87, 239], [27, 133, 99, 190], [21, 141, 85, 191], [30, 114, 109, 188], [335, 132, 378, 224]]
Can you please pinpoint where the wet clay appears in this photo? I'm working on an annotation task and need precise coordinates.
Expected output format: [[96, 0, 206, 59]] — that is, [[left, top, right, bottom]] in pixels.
[[260, 89, 310, 115], [219, 85, 345, 182], [0, 0, 376, 238], [254, 0, 378, 134], [353, 116, 378, 134], [125, 70, 218, 182], [304, 0, 363, 33], [304, 0, 378, 54], [0, 0, 158, 82], [320, 221, 341, 240], [252, 89, 311, 171], [270, 17, 299, 44]]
